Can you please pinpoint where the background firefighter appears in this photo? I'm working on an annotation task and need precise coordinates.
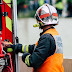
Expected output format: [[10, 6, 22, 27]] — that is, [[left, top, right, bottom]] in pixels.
[[2, 4, 64, 72]]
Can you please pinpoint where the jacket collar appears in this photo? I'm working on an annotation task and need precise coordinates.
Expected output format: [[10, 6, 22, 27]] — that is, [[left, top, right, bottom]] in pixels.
[[40, 27, 54, 36]]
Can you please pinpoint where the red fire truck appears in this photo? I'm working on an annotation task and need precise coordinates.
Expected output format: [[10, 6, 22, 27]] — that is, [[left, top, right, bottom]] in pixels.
[[0, 0, 19, 72]]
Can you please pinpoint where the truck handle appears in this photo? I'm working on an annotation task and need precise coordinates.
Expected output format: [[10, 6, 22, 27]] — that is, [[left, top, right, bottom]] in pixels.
[[0, 6, 2, 31]]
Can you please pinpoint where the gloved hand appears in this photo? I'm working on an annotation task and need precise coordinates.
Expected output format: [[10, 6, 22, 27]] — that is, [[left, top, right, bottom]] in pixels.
[[2, 41, 22, 53], [22, 53, 31, 66], [9, 44, 22, 53], [1, 41, 12, 48]]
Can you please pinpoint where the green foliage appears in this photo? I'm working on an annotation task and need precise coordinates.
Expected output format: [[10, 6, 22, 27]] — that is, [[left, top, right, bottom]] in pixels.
[[67, 0, 72, 3], [56, 0, 62, 3], [17, 0, 25, 5], [17, 0, 30, 5]]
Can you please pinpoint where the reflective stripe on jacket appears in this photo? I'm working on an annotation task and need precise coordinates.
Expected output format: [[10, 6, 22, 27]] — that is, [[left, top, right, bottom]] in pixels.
[[34, 28, 64, 72]]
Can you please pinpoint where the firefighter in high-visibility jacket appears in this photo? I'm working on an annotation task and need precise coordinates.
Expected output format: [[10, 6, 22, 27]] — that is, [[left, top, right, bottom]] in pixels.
[[2, 4, 64, 72]]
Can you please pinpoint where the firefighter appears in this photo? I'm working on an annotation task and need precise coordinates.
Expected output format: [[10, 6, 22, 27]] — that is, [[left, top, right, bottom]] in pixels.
[[2, 4, 64, 72]]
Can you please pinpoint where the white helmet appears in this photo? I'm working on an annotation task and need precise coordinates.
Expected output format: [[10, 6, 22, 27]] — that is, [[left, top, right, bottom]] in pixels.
[[34, 4, 58, 28]]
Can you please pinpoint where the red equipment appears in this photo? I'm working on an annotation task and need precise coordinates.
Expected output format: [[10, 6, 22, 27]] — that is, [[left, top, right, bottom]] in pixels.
[[0, 0, 16, 72]]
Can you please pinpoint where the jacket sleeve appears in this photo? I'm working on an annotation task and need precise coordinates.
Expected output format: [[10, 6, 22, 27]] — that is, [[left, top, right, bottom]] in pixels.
[[11, 44, 35, 54], [25, 34, 56, 69], [21, 44, 35, 54]]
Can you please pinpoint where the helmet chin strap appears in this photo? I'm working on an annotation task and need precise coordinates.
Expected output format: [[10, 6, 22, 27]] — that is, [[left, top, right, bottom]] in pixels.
[[42, 25, 54, 30]]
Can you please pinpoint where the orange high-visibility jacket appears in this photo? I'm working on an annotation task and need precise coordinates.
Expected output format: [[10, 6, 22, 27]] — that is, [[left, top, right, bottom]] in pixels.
[[34, 28, 64, 72]]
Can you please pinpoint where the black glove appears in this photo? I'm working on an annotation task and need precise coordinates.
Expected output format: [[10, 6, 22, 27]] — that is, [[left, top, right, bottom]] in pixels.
[[22, 53, 31, 66], [11, 44, 22, 53]]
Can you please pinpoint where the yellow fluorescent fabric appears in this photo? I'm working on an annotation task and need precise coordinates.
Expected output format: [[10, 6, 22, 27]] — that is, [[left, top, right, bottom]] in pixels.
[[25, 55, 30, 66], [22, 45, 25, 52], [7, 42, 13, 52], [26, 45, 29, 53], [7, 48, 13, 52], [6, 16, 12, 32], [22, 45, 29, 53]]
